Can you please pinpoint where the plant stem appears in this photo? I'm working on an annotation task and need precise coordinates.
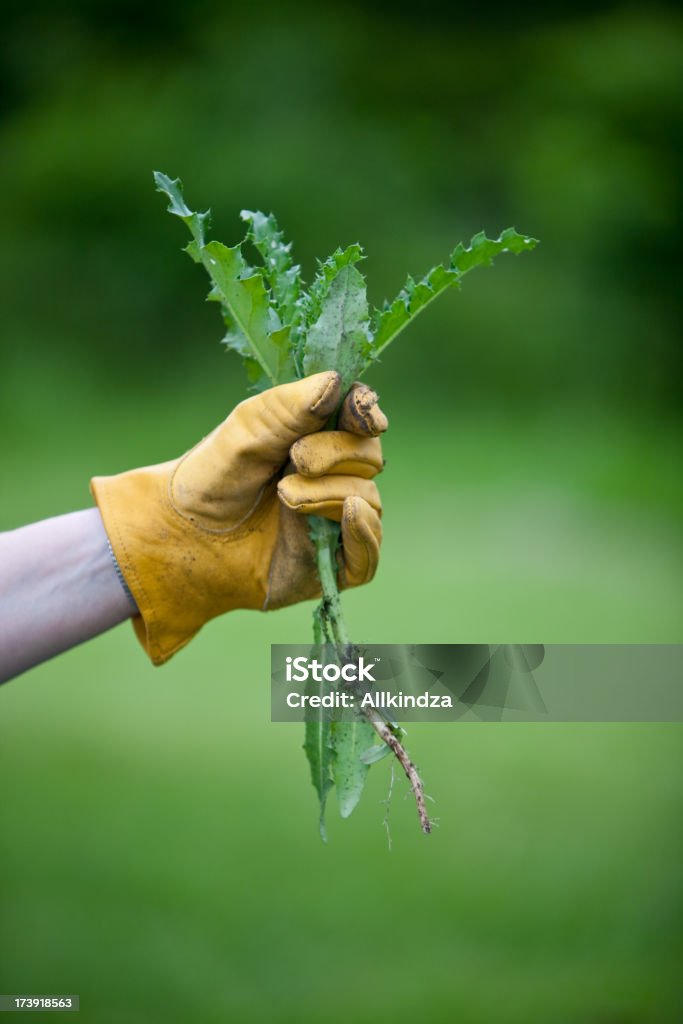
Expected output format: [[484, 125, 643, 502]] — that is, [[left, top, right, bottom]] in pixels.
[[308, 420, 431, 836], [309, 516, 432, 834], [310, 515, 350, 648]]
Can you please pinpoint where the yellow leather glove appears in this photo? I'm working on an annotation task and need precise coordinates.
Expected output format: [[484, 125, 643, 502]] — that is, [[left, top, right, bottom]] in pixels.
[[90, 372, 387, 665]]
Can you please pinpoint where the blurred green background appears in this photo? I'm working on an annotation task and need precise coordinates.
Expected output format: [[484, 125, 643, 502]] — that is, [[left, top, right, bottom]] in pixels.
[[1, 2, 682, 1021]]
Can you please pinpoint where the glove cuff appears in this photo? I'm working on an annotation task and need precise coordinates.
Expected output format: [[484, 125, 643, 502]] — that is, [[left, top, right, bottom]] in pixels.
[[91, 463, 208, 664], [92, 462, 271, 665]]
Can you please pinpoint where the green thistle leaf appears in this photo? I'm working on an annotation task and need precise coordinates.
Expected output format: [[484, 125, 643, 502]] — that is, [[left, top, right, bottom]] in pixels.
[[333, 718, 376, 818], [371, 228, 538, 358], [302, 262, 372, 393], [154, 173, 296, 390], [304, 245, 364, 325], [241, 209, 303, 328]]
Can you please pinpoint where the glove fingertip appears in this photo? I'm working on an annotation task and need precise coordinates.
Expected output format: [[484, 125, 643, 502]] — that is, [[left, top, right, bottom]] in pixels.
[[339, 383, 389, 437], [309, 370, 342, 418], [341, 496, 381, 586]]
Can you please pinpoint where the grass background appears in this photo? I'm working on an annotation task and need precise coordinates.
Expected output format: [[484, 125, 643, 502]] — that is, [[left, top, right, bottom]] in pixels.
[[1, 1, 682, 1021]]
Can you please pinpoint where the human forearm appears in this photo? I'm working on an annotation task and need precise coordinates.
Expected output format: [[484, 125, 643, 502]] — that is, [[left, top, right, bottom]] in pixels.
[[0, 508, 137, 683]]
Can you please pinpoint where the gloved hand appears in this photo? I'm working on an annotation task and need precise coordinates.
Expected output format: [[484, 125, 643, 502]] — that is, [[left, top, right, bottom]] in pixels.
[[91, 372, 387, 665]]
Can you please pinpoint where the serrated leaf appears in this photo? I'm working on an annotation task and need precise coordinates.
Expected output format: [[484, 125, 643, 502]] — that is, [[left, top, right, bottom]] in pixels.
[[333, 717, 376, 818], [302, 263, 372, 393], [241, 209, 302, 328], [185, 240, 202, 264], [204, 241, 296, 388], [371, 228, 538, 357], [154, 171, 210, 249], [305, 244, 364, 325], [289, 244, 364, 376], [155, 173, 296, 390]]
